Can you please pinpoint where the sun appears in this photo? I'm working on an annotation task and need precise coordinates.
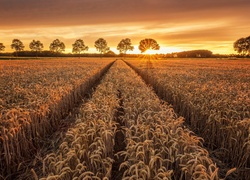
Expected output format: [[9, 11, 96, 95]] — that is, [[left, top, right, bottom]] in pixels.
[[144, 47, 183, 55], [144, 49, 159, 55]]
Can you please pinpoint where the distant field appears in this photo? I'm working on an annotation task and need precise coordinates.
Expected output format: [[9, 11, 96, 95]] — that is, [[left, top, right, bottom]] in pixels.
[[0, 58, 249, 179], [0, 56, 49, 60]]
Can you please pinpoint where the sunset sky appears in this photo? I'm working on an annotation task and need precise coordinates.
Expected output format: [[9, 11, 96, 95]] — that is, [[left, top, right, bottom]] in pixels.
[[0, 0, 250, 54]]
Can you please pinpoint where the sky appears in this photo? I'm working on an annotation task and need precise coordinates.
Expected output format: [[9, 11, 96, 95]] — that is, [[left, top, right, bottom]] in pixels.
[[0, 0, 250, 54]]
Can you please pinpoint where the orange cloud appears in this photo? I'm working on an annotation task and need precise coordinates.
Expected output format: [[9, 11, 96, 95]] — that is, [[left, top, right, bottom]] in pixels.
[[0, 0, 250, 54]]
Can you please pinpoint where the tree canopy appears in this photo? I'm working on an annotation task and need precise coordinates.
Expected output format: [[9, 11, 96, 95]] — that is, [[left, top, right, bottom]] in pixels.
[[72, 39, 89, 55], [49, 39, 65, 53], [117, 38, 134, 54], [0, 43, 5, 52], [29, 40, 44, 52], [138, 38, 160, 53], [11, 39, 25, 56], [94, 38, 110, 55], [234, 36, 250, 55]]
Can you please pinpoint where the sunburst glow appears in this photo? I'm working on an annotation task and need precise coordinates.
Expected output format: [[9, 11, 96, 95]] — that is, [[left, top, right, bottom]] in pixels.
[[144, 49, 159, 55]]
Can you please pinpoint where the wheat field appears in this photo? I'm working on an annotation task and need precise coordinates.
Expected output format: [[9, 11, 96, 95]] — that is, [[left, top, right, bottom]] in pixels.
[[126, 58, 250, 179], [0, 58, 248, 179]]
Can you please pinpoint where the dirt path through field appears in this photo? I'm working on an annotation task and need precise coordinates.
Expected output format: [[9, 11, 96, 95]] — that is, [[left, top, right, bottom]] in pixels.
[[111, 90, 126, 179]]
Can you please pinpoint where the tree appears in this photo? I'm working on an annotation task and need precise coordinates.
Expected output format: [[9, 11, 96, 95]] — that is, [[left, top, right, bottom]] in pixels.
[[0, 43, 5, 52], [138, 38, 160, 53], [234, 36, 250, 56], [94, 38, 110, 57], [29, 40, 44, 57], [11, 39, 25, 56], [72, 39, 89, 57], [49, 39, 65, 53], [245, 36, 250, 55], [117, 38, 134, 56]]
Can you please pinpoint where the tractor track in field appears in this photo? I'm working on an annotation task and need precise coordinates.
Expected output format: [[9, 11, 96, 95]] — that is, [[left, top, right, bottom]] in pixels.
[[111, 90, 127, 180], [11, 60, 116, 180], [123, 60, 238, 179], [9, 59, 241, 179]]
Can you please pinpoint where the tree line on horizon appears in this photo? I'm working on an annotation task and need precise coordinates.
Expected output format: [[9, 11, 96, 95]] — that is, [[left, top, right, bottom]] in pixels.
[[0, 38, 161, 57], [1, 36, 249, 58]]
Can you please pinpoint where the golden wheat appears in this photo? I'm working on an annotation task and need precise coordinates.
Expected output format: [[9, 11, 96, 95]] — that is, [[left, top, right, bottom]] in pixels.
[[126, 58, 249, 179], [1, 59, 241, 179], [0, 58, 114, 176]]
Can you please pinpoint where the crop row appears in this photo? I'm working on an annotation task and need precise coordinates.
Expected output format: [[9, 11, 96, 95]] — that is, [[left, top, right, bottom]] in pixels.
[[40, 60, 121, 179], [0, 58, 114, 176], [113, 61, 223, 179], [39, 60, 230, 179], [126, 58, 249, 178]]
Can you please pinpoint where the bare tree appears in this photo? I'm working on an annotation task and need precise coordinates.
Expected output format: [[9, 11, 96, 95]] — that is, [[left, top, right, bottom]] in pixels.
[[49, 39, 65, 54], [138, 38, 160, 53], [94, 38, 110, 58], [11, 39, 25, 57], [72, 39, 89, 57], [29, 40, 44, 57], [0, 43, 5, 52], [117, 38, 134, 57]]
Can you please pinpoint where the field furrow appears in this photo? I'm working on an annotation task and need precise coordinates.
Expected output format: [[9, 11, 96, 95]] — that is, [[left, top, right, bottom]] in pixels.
[[39, 60, 225, 180], [114, 60, 223, 179], [125, 58, 250, 179], [39, 60, 122, 179], [1, 58, 246, 179], [0, 58, 114, 177]]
